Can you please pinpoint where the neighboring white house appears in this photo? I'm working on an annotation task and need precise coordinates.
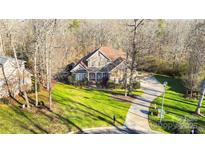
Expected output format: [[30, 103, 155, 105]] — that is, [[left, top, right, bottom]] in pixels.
[[70, 46, 126, 83], [0, 56, 32, 98]]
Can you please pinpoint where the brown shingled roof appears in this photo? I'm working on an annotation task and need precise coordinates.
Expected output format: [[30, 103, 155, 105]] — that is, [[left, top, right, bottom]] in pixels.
[[72, 46, 126, 71], [99, 46, 126, 61]]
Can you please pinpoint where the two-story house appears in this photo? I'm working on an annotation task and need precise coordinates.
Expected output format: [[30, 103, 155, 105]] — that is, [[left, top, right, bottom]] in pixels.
[[70, 47, 126, 83]]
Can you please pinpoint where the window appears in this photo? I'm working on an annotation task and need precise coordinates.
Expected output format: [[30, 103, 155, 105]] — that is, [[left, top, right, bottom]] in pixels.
[[103, 73, 108, 78], [89, 73, 95, 80]]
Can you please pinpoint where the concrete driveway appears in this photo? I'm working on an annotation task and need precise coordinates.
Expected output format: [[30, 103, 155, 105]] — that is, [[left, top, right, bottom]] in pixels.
[[72, 76, 164, 134]]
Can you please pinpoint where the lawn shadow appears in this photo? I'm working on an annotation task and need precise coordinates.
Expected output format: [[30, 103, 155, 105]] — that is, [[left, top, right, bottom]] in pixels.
[[9, 105, 49, 134]]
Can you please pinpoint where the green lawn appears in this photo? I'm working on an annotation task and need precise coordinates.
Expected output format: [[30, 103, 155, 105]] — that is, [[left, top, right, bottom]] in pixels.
[[149, 75, 205, 134], [0, 83, 130, 134], [111, 88, 144, 96]]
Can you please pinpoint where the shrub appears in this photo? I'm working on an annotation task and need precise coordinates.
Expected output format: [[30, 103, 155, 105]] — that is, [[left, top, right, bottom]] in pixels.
[[150, 107, 158, 116], [107, 81, 116, 89], [101, 77, 109, 88], [132, 81, 140, 89], [96, 81, 102, 88], [115, 83, 124, 89], [74, 78, 89, 87], [82, 78, 89, 86], [107, 81, 124, 89], [160, 118, 203, 134], [0, 98, 10, 104], [174, 121, 193, 134], [67, 75, 75, 84]]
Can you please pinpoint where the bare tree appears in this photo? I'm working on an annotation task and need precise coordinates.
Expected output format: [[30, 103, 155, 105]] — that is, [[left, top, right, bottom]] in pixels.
[[11, 41, 30, 107], [127, 19, 144, 95], [184, 20, 205, 99], [196, 81, 205, 115]]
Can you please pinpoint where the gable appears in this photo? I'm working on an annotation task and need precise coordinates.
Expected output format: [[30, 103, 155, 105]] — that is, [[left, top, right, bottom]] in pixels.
[[86, 50, 110, 62], [70, 63, 87, 73], [110, 59, 125, 73], [87, 50, 110, 68], [71, 47, 126, 70]]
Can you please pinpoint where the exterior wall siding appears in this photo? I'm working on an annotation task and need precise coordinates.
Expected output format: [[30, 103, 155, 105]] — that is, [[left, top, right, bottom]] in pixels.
[[0, 60, 32, 99], [109, 62, 125, 83], [87, 51, 109, 68]]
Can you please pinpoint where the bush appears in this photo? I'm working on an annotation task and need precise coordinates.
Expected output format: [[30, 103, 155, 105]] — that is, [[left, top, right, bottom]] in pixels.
[[132, 81, 140, 89], [67, 75, 75, 84], [174, 121, 192, 134], [107, 81, 116, 89], [107, 81, 124, 89], [82, 78, 89, 86], [115, 83, 124, 89], [74, 78, 89, 87], [160, 118, 203, 134], [0, 98, 10, 104], [96, 81, 102, 88], [150, 107, 158, 116], [101, 77, 109, 88]]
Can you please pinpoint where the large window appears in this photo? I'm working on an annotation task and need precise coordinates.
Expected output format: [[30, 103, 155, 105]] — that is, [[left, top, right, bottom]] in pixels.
[[76, 73, 86, 81]]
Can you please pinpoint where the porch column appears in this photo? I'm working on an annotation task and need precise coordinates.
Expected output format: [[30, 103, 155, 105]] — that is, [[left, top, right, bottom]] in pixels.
[[95, 72, 97, 82], [87, 72, 89, 81]]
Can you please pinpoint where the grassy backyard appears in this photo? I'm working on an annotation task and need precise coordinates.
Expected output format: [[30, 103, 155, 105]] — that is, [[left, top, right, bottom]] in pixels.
[[149, 75, 205, 134], [0, 83, 130, 134]]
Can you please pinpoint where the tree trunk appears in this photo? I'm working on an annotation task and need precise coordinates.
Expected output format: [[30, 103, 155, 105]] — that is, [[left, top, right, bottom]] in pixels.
[[190, 89, 193, 98], [124, 48, 129, 96], [0, 64, 12, 97], [48, 49, 52, 110], [128, 19, 138, 94], [23, 91, 30, 108], [0, 34, 5, 56], [11, 42, 30, 107], [196, 87, 205, 115], [34, 43, 39, 106], [46, 41, 49, 91]]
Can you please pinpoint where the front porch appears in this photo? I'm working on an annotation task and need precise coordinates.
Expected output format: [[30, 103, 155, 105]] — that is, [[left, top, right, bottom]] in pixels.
[[74, 71, 108, 82], [88, 72, 108, 82]]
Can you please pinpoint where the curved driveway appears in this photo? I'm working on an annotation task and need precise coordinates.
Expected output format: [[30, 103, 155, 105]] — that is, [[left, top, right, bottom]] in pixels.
[[73, 76, 164, 134]]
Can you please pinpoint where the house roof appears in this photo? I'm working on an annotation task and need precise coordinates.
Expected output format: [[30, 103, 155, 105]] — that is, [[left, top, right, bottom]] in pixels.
[[71, 47, 126, 73], [101, 57, 124, 72], [0, 56, 25, 66], [74, 46, 125, 66], [99, 47, 126, 61], [0, 56, 9, 65], [73, 49, 98, 69]]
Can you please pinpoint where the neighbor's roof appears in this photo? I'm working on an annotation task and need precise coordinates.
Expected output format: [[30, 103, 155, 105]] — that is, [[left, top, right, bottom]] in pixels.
[[0, 56, 25, 66]]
